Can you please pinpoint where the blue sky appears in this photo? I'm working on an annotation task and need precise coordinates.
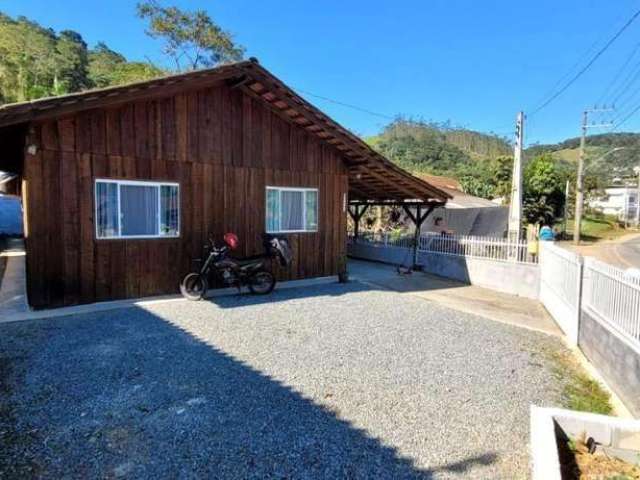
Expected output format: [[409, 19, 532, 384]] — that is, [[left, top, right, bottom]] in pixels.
[[3, 0, 640, 146]]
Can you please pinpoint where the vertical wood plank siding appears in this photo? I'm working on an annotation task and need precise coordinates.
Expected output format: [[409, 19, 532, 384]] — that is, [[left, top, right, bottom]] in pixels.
[[23, 85, 348, 308]]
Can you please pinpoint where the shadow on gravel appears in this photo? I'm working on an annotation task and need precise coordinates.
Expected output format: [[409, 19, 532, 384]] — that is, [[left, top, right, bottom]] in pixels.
[[206, 280, 370, 309], [0, 304, 498, 478]]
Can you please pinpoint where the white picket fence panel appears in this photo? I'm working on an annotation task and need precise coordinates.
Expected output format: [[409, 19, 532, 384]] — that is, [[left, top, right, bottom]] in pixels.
[[419, 233, 534, 263], [538, 242, 582, 344], [583, 257, 640, 347], [349, 231, 536, 264]]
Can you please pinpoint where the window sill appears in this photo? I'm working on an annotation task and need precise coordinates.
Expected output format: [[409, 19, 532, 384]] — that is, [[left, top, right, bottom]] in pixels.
[[266, 230, 318, 234], [96, 235, 181, 240]]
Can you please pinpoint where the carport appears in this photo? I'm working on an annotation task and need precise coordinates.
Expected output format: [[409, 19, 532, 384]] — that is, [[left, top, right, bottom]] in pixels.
[[347, 160, 451, 267]]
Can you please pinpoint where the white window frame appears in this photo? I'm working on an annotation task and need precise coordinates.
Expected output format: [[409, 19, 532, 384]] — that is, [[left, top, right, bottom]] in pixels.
[[266, 186, 318, 234], [94, 179, 180, 240]]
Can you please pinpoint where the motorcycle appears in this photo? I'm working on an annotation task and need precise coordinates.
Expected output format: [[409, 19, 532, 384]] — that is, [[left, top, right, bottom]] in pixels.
[[180, 232, 292, 301]]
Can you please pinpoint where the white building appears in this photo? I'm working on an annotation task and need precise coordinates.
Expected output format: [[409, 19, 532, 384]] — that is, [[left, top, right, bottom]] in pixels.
[[589, 186, 639, 225]]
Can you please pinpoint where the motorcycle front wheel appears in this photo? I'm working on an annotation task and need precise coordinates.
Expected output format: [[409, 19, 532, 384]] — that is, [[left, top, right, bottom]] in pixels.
[[248, 270, 276, 295], [180, 273, 209, 301]]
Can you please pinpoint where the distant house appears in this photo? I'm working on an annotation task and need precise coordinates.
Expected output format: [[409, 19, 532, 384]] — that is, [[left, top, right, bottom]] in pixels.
[[417, 174, 508, 236], [589, 186, 639, 225], [0, 59, 449, 308]]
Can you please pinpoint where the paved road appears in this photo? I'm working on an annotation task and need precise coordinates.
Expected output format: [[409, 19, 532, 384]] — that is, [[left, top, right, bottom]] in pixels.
[[570, 234, 640, 270], [612, 236, 640, 269], [0, 281, 568, 479]]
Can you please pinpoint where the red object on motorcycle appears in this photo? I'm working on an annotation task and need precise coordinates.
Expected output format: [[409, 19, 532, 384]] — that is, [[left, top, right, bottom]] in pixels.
[[223, 232, 239, 250]]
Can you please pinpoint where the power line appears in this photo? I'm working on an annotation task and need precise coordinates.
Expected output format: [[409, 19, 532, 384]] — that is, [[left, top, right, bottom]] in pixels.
[[530, 6, 640, 116], [541, 20, 621, 110], [612, 101, 640, 130], [608, 56, 640, 106], [293, 87, 395, 120], [293, 86, 515, 139], [597, 40, 640, 105]]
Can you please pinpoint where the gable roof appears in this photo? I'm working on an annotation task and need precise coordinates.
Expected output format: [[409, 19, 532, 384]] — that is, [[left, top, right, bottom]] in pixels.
[[419, 174, 498, 208], [0, 59, 450, 205], [419, 174, 462, 191]]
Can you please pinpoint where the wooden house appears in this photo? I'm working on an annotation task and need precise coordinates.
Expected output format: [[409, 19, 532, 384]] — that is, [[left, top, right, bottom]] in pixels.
[[0, 59, 449, 309]]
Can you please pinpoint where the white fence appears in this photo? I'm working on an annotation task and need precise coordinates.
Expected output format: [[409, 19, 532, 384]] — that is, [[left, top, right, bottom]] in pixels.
[[538, 242, 582, 344], [349, 231, 536, 264], [419, 233, 534, 263], [350, 230, 639, 350], [583, 257, 640, 345], [350, 231, 414, 249]]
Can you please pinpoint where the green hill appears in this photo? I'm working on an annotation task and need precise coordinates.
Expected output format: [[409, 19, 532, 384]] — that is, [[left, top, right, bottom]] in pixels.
[[368, 120, 640, 196], [526, 132, 640, 183], [366, 119, 511, 176]]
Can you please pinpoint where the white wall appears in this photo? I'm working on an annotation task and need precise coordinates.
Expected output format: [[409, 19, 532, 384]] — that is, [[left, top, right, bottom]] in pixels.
[[348, 242, 540, 299]]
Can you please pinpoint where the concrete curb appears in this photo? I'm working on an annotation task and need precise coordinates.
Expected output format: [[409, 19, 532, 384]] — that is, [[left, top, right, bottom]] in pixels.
[[530, 406, 640, 480], [0, 275, 339, 324]]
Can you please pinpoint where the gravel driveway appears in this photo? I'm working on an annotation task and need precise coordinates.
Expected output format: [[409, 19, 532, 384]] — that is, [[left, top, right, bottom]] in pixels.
[[0, 281, 566, 479]]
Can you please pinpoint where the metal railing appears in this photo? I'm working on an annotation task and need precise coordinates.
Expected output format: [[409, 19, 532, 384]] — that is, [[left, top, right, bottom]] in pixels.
[[583, 257, 640, 345], [348, 231, 536, 264]]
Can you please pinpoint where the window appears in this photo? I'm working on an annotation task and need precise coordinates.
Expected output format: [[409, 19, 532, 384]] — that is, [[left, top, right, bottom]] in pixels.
[[266, 187, 318, 233], [95, 179, 180, 239]]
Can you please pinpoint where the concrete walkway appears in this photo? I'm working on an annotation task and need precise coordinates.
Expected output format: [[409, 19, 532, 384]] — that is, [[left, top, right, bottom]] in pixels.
[[349, 259, 562, 337], [0, 238, 28, 317]]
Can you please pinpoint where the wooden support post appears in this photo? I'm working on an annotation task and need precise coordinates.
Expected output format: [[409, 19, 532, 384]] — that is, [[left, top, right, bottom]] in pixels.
[[348, 204, 370, 241], [413, 205, 422, 268], [402, 204, 436, 269]]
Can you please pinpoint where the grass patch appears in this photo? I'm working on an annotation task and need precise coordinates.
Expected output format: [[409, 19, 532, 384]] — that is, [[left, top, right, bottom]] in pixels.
[[549, 349, 613, 415], [564, 216, 632, 243]]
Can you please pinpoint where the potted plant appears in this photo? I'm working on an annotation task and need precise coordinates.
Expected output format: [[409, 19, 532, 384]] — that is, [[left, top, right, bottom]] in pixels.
[[338, 254, 349, 283]]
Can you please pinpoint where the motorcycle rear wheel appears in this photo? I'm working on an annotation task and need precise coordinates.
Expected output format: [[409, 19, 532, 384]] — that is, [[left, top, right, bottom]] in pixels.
[[180, 273, 209, 301], [248, 270, 276, 294]]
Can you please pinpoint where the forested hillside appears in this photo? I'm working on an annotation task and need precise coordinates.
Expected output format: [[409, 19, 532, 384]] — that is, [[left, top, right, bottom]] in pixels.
[[366, 119, 514, 198], [0, 12, 164, 105], [366, 119, 511, 174], [526, 132, 640, 182]]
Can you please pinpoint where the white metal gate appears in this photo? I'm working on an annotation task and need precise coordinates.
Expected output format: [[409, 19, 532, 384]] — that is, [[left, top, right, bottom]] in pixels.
[[538, 242, 582, 344]]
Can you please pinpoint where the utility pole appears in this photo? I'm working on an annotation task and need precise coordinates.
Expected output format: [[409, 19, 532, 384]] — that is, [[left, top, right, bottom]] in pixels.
[[573, 107, 614, 244], [574, 111, 588, 244], [508, 111, 524, 242], [635, 166, 640, 227], [563, 179, 570, 236]]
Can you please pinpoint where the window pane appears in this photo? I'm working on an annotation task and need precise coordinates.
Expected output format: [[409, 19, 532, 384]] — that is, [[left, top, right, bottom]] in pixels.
[[96, 182, 118, 238], [160, 185, 179, 236], [266, 189, 280, 232], [305, 190, 318, 231], [120, 185, 159, 236], [281, 190, 304, 231]]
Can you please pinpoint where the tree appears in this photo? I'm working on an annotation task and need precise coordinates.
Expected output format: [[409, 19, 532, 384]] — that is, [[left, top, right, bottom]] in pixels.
[[0, 15, 57, 102], [88, 42, 127, 88], [55, 30, 90, 94], [109, 61, 166, 86], [523, 153, 567, 226], [0, 12, 168, 105], [492, 155, 513, 199], [136, 1, 245, 71], [88, 42, 164, 88]]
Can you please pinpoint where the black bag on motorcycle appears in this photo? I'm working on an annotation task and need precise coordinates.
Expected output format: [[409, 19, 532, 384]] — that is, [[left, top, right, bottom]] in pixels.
[[263, 234, 293, 267]]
